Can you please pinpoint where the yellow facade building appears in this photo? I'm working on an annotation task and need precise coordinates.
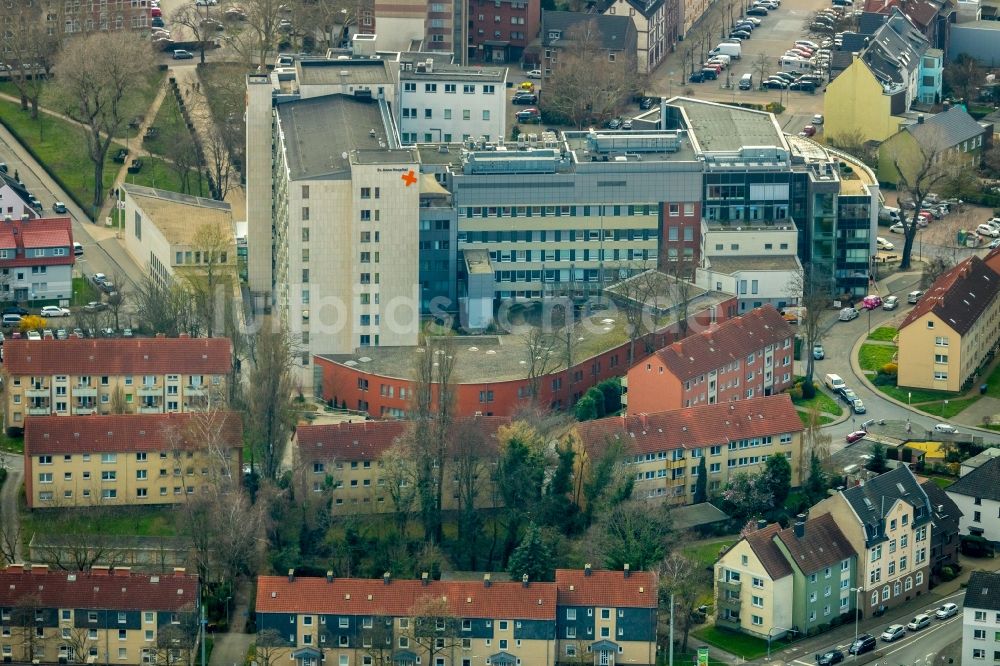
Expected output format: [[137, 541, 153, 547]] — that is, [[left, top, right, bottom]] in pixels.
[[897, 256, 1000, 393], [3, 337, 232, 433], [23, 412, 243, 509], [0, 564, 199, 666]]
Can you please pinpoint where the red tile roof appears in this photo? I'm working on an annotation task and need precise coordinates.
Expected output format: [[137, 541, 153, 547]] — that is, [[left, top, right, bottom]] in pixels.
[[646, 305, 793, 382], [745, 524, 793, 580], [296, 415, 511, 462], [4, 337, 232, 375], [899, 256, 1000, 335], [984, 247, 1000, 277], [0, 217, 74, 268], [554, 569, 657, 608], [255, 575, 557, 620], [0, 565, 198, 612], [573, 394, 802, 457], [25, 412, 243, 456]]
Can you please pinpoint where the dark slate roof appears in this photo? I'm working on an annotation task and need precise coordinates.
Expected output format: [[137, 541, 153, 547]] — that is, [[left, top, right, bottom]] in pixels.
[[841, 466, 932, 546], [907, 106, 987, 149], [921, 480, 963, 540], [0, 172, 33, 208], [542, 10, 634, 51], [899, 256, 1000, 336], [966, 571, 1000, 612], [840, 32, 870, 53], [745, 524, 794, 580], [622, 0, 666, 18], [861, 8, 928, 89], [945, 456, 1000, 502], [859, 11, 889, 34], [830, 51, 855, 76], [670, 502, 730, 530], [775, 513, 855, 575]]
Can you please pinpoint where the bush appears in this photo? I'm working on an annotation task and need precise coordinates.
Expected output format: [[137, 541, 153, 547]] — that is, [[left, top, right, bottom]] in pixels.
[[881, 362, 898, 375], [940, 566, 956, 581], [801, 379, 816, 399], [789, 385, 804, 401]]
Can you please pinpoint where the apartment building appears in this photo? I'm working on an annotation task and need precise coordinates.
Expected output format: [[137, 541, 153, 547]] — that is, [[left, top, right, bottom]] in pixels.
[[897, 255, 1000, 392], [2, 337, 232, 433], [293, 416, 509, 513], [468, 0, 540, 64], [23, 412, 242, 509], [623, 305, 795, 414], [963, 571, 1000, 664], [0, 174, 41, 220], [945, 455, 1000, 544], [398, 60, 508, 144], [0, 564, 198, 666], [541, 11, 638, 77], [810, 466, 933, 615], [572, 394, 803, 505], [920, 480, 962, 579], [0, 214, 74, 303], [255, 567, 656, 666], [601, 0, 672, 74]]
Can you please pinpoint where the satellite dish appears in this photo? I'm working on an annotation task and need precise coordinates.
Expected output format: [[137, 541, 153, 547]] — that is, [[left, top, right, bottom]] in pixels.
[[341, 151, 348, 160]]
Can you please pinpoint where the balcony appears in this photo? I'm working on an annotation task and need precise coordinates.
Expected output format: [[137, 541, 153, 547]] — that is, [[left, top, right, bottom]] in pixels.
[[26, 387, 50, 398], [717, 592, 741, 611], [717, 578, 741, 592], [138, 385, 162, 397], [73, 408, 96, 416], [28, 406, 51, 415], [73, 386, 97, 397], [138, 405, 163, 414], [185, 385, 205, 396]]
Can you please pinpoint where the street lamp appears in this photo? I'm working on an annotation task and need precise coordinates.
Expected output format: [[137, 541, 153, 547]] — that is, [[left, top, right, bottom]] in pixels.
[[766, 626, 796, 660], [850, 587, 863, 660]]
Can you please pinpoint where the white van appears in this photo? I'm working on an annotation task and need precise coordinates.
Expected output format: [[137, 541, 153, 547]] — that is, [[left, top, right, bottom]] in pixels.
[[780, 56, 813, 71], [879, 206, 901, 223], [710, 43, 742, 59], [824, 373, 846, 392]]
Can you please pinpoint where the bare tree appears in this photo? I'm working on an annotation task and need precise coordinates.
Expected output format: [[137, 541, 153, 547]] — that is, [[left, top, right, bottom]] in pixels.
[[359, 617, 395, 666], [944, 54, 983, 104], [152, 619, 198, 666], [0, 0, 61, 119], [53, 32, 155, 210], [658, 552, 707, 653], [63, 626, 98, 664], [451, 419, 491, 570], [378, 440, 418, 537], [10, 594, 45, 662], [0, 518, 20, 565], [170, 3, 223, 64], [243, 322, 297, 479], [828, 128, 873, 165], [253, 629, 287, 666], [410, 596, 462, 666], [238, 0, 285, 67], [106, 271, 127, 331], [183, 221, 235, 337], [110, 385, 130, 414], [921, 256, 953, 290], [789, 263, 830, 382], [752, 52, 771, 90], [524, 327, 562, 401], [542, 19, 644, 128]]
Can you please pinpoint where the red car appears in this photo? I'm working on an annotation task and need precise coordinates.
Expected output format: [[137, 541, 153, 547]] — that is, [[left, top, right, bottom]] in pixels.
[[846, 430, 867, 443], [800, 125, 816, 137], [151, 6, 162, 16]]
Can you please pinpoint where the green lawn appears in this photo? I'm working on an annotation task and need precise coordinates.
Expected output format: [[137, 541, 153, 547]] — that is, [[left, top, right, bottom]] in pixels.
[[914, 395, 983, 419], [682, 539, 736, 569], [867, 326, 898, 342], [929, 476, 954, 490], [71, 276, 100, 307], [984, 362, 1000, 398], [0, 430, 24, 454], [122, 155, 206, 197], [142, 88, 188, 157], [797, 410, 834, 426], [660, 648, 730, 665], [791, 384, 843, 417], [21, 505, 176, 537], [859, 343, 896, 372], [878, 384, 960, 404], [691, 625, 771, 660]]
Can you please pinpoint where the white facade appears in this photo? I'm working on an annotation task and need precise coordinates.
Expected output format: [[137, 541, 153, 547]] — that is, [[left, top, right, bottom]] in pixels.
[[398, 67, 508, 144], [6, 264, 72, 302], [603, 0, 667, 74], [963, 603, 1000, 663], [947, 491, 1000, 543], [0, 182, 38, 220]]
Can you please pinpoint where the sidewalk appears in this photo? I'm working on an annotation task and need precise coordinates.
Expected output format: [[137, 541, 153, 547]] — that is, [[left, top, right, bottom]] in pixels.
[[208, 580, 253, 666]]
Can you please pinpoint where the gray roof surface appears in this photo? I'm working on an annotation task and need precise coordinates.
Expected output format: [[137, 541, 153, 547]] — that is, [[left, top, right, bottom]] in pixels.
[[0, 172, 32, 206], [840, 32, 870, 53], [775, 513, 855, 575], [920, 480, 962, 542], [907, 106, 986, 149], [400, 63, 507, 82], [670, 502, 729, 530], [961, 448, 1000, 472], [668, 98, 785, 153], [862, 8, 929, 89], [706, 255, 801, 273], [541, 10, 634, 51], [296, 59, 394, 86], [276, 96, 400, 179], [841, 466, 932, 546], [946, 456, 1000, 502], [966, 571, 1000, 612], [858, 12, 888, 35]]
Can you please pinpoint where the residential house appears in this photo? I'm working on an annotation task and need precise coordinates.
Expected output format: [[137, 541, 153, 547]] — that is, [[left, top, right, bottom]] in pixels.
[[896, 255, 1000, 393], [554, 566, 657, 665], [623, 305, 795, 414], [945, 456, 1000, 544], [601, 0, 671, 74], [772, 514, 858, 635], [2, 337, 232, 433], [255, 567, 657, 666], [714, 522, 793, 639], [877, 106, 988, 184], [467, 0, 540, 63], [541, 11, 639, 78], [0, 215, 74, 303], [963, 570, 1000, 664], [23, 412, 243, 509], [293, 416, 510, 514], [0, 564, 199, 666], [825, 9, 943, 144], [960, 448, 1000, 477], [0, 173, 40, 220], [810, 466, 934, 615], [121, 184, 238, 290], [863, 0, 954, 51], [572, 395, 804, 505], [920, 480, 963, 578]]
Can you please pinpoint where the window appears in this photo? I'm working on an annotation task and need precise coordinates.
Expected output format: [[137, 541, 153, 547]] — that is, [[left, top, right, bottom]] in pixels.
[[751, 615, 763, 626], [751, 596, 763, 607]]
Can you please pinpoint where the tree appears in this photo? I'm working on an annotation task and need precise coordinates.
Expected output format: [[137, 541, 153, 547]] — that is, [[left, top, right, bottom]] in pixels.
[[574, 393, 598, 421], [0, 0, 61, 119], [693, 457, 708, 503], [804, 451, 827, 503], [540, 441, 582, 534], [53, 32, 154, 210], [170, 3, 223, 64], [762, 453, 792, 508], [236, 0, 285, 67], [183, 221, 235, 337], [152, 618, 198, 666], [658, 552, 707, 653], [243, 322, 297, 479], [524, 326, 562, 401], [162, 110, 204, 197], [722, 472, 773, 523], [752, 52, 771, 89], [802, 408, 831, 501], [134, 273, 199, 336], [507, 522, 553, 582], [10, 594, 45, 662], [18, 315, 46, 332], [867, 442, 888, 474], [541, 19, 644, 128], [451, 419, 490, 570], [106, 271, 127, 331], [494, 421, 546, 565], [63, 626, 98, 664], [921, 255, 952, 290], [378, 440, 418, 538], [253, 630, 288, 666], [828, 128, 873, 165], [410, 596, 462, 666], [359, 618, 395, 666], [790, 263, 832, 382], [944, 54, 983, 104], [110, 385, 130, 414], [600, 500, 672, 570], [983, 143, 1000, 176]]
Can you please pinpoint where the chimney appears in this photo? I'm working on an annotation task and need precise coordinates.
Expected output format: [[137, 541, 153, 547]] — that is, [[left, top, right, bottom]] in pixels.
[[584, 563, 592, 577], [797, 512, 807, 523], [943, 100, 950, 111], [172, 568, 187, 576], [794, 518, 806, 538], [92, 566, 110, 576], [483, 573, 492, 588], [624, 563, 631, 579], [522, 574, 529, 588], [6, 564, 23, 574], [111, 567, 131, 576], [383, 572, 391, 585], [326, 571, 334, 583], [917, 114, 924, 124], [756, 519, 767, 530], [21, 214, 29, 223], [421, 572, 429, 586], [30, 564, 49, 574], [287, 569, 295, 583]]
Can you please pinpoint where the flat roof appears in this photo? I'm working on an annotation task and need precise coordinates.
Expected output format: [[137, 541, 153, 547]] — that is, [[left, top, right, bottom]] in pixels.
[[122, 185, 232, 246], [276, 96, 412, 178], [668, 97, 787, 154], [296, 59, 394, 86], [561, 129, 699, 163], [706, 255, 802, 273], [400, 63, 507, 82]]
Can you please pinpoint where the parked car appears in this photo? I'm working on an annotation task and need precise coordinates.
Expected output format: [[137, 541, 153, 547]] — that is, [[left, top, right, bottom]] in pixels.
[[851, 398, 866, 414], [515, 108, 541, 123], [796, 39, 819, 48], [846, 430, 867, 443], [907, 614, 931, 631], [689, 71, 705, 83], [40, 306, 70, 318], [3, 306, 28, 316], [173, 49, 194, 60], [26, 330, 41, 341], [512, 92, 537, 105], [1, 314, 22, 328], [933, 423, 958, 434], [92, 272, 107, 286], [52, 201, 67, 214], [621, 120, 632, 130], [99, 281, 116, 294], [848, 634, 877, 655], [526, 69, 542, 79], [907, 290, 923, 303], [56, 328, 68, 340], [812, 113, 825, 125], [606, 118, 622, 129], [82, 301, 108, 313], [122, 328, 134, 338], [815, 650, 844, 665], [800, 124, 817, 136], [789, 81, 816, 92], [977, 223, 1000, 237], [838, 387, 858, 403], [639, 97, 656, 110], [74, 242, 84, 256], [747, 5, 768, 14], [990, 237, 1000, 249], [876, 236, 894, 250], [838, 306, 859, 321], [881, 625, 905, 642], [882, 295, 899, 310], [862, 294, 882, 309], [935, 603, 958, 619], [151, 16, 165, 27], [813, 343, 824, 360], [764, 78, 788, 89]]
